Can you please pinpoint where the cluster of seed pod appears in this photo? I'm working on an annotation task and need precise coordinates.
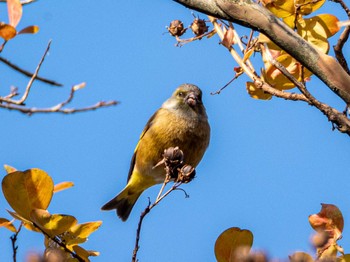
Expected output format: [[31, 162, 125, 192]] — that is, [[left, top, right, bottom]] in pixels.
[[167, 18, 209, 38]]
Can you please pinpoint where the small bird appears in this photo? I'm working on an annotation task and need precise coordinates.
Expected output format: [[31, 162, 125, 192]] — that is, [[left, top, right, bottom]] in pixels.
[[101, 84, 210, 221]]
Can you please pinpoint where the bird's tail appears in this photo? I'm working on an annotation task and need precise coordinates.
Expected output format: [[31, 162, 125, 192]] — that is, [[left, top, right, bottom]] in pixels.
[[101, 187, 143, 221]]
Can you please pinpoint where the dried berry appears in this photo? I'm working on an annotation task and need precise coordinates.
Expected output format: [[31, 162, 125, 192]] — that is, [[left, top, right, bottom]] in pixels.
[[190, 18, 209, 37], [167, 20, 187, 37]]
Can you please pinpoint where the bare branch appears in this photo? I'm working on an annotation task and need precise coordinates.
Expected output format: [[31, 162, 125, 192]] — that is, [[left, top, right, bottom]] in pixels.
[[174, 0, 350, 105], [0, 56, 62, 86], [0, 0, 37, 5], [10, 224, 22, 262]]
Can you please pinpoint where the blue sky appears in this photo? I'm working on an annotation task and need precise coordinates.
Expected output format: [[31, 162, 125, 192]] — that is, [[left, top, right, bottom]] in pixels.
[[0, 1, 350, 261]]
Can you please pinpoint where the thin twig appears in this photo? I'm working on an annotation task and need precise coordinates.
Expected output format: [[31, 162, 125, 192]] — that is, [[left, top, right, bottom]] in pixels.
[[175, 29, 216, 46], [0, 40, 52, 105], [0, 100, 118, 115], [0, 57, 62, 86], [10, 223, 22, 262], [132, 180, 184, 262], [31, 222, 85, 262]]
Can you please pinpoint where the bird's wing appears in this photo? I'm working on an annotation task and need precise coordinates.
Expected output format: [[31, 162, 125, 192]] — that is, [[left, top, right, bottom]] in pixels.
[[126, 109, 160, 182]]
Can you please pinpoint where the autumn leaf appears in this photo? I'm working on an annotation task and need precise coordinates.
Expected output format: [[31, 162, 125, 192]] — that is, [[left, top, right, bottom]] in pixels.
[[4, 164, 17, 174], [2, 168, 54, 220], [30, 209, 77, 237], [221, 27, 235, 48], [17, 25, 39, 35], [246, 81, 272, 100], [7, 0, 22, 28], [0, 217, 17, 232], [214, 227, 253, 262], [53, 181, 74, 193]]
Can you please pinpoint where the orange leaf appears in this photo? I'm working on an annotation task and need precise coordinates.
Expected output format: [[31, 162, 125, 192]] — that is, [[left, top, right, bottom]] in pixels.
[[221, 27, 235, 48], [7, 0, 22, 28], [0, 23, 17, 40], [53, 181, 74, 193], [17, 25, 39, 35], [309, 203, 343, 240], [2, 168, 54, 220], [0, 217, 17, 232], [214, 227, 253, 262]]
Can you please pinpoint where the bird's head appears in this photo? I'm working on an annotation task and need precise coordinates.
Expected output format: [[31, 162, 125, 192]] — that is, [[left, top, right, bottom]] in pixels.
[[162, 84, 206, 116]]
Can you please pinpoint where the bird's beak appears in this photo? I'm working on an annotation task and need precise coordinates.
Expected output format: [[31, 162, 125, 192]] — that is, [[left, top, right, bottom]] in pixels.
[[186, 92, 199, 107]]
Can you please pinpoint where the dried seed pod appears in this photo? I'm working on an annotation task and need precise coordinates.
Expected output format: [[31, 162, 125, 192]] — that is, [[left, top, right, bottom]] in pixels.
[[190, 18, 209, 37], [177, 164, 196, 183], [167, 20, 187, 37]]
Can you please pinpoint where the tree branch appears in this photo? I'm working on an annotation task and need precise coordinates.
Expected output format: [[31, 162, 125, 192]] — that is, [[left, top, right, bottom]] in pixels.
[[0, 56, 62, 86], [174, 0, 350, 105]]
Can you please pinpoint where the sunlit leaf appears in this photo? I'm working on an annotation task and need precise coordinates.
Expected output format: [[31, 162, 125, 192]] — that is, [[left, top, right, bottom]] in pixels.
[[243, 48, 254, 63], [339, 254, 350, 262], [289, 251, 314, 262], [246, 81, 272, 100], [297, 14, 339, 54], [30, 209, 77, 237], [4, 164, 17, 174], [214, 227, 253, 262], [73, 245, 99, 261], [264, 53, 312, 90], [2, 168, 54, 220], [0, 23, 17, 40], [0, 217, 16, 232], [70, 221, 102, 239], [53, 181, 74, 193], [221, 27, 235, 48], [7, 0, 22, 28], [17, 25, 39, 35], [309, 203, 343, 240], [296, 0, 326, 16], [264, 0, 294, 18]]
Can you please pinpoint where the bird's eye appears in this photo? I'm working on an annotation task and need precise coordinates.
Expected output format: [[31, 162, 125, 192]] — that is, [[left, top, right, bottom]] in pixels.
[[178, 92, 185, 97]]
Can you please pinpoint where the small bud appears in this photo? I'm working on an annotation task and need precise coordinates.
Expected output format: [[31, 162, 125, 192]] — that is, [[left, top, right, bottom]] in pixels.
[[190, 18, 209, 37], [177, 164, 196, 183], [167, 20, 187, 37], [311, 231, 330, 248]]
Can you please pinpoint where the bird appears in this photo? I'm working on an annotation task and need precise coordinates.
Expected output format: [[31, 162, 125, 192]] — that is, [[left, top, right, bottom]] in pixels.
[[101, 84, 210, 221]]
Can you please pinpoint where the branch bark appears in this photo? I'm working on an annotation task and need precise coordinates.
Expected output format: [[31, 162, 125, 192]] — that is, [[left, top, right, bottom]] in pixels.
[[174, 0, 350, 105]]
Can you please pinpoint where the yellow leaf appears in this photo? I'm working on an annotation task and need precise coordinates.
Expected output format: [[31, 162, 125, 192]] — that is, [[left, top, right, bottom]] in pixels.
[[296, 0, 325, 16], [0, 217, 17, 232], [70, 221, 102, 239], [0, 23, 17, 40], [7, 0, 22, 28], [30, 209, 77, 237], [243, 48, 254, 63], [339, 254, 350, 262], [53, 181, 74, 193], [73, 245, 99, 261], [214, 227, 253, 262], [264, 0, 295, 18], [297, 14, 339, 54], [4, 164, 17, 174], [17, 25, 39, 35], [264, 53, 312, 90], [246, 81, 272, 100], [2, 168, 54, 220]]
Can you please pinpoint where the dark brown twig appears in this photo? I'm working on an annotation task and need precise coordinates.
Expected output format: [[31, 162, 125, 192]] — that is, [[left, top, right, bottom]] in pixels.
[[10, 223, 22, 262], [0, 57, 62, 86], [132, 147, 193, 262]]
